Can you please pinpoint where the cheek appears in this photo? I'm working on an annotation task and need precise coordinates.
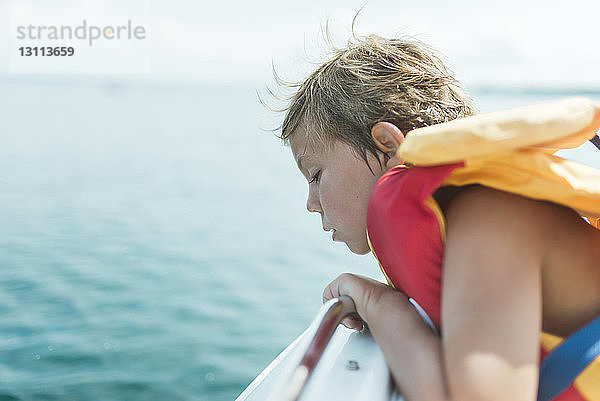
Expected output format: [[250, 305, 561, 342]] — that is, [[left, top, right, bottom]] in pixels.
[[318, 174, 343, 215], [321, 172, 368, 221]]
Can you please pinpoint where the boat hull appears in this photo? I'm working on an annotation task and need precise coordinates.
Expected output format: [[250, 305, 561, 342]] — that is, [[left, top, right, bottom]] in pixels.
[[236, 325, 402, 401]]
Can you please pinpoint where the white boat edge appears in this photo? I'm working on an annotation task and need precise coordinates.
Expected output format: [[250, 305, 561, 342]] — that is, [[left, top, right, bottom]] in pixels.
[[235, 324, 404, 401]]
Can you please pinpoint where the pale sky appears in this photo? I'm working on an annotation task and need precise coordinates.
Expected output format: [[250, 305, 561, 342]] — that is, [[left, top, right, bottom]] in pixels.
[[1, 0, 599, 88]]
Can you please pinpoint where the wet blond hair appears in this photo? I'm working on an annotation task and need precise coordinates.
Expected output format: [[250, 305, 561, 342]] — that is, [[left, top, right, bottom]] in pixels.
[[278, 34, 476, 169]]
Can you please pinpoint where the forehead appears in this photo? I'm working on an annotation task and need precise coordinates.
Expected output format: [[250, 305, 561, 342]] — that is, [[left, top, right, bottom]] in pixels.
[[289, 125, 333, 166], [290, 130, 318, 168]]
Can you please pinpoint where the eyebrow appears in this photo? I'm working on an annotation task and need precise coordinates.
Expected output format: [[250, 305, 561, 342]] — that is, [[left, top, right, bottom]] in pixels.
[[296, 154, 306, 170], [295, 136, 312, 171], [297, 151, 316, 171]]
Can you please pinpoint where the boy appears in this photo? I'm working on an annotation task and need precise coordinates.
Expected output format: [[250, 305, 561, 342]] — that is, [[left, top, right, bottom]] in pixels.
[[278, 35, 600, 401]]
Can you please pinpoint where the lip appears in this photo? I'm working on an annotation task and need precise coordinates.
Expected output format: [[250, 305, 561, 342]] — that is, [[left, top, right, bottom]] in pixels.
[[323, 226, 336, 241]]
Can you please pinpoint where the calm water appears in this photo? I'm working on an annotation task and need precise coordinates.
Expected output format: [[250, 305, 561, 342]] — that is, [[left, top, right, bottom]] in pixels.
[[0, 80, 598, 401]]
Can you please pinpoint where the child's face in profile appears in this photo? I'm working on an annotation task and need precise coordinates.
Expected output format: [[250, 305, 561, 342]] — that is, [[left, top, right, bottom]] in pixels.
[[290, 127, 385, 255]]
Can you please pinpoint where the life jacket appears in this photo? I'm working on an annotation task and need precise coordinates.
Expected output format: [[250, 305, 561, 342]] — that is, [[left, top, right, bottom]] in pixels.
[[366, 97, 600, 401]]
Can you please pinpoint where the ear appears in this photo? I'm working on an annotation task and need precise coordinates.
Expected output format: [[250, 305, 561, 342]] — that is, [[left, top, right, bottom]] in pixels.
[[371, 122, 405, 169]]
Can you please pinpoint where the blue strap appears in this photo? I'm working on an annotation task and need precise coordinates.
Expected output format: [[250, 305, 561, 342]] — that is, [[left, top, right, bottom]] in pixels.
[[592, 133, 600, 150], [537, 314, 600, 401]]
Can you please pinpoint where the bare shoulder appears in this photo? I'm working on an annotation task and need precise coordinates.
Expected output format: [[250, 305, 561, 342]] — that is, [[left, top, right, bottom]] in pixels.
[[440, 186, 600, 399], [444, 185, 554, 257], [444, 184, 597, 242], [444, 185, 600, 336]]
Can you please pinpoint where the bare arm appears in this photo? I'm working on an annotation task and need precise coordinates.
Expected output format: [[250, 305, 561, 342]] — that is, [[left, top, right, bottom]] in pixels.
[[324, 186, 581, 401], [442, 186, 546, 401], [323, 274, 452, 401]]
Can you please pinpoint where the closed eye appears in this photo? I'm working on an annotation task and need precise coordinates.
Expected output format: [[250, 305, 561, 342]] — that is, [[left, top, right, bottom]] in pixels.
[[309, 170, 321, 184]]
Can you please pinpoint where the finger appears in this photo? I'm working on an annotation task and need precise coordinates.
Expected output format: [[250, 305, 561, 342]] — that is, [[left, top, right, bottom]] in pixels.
[[323, 273, 355, 301], [322, 275, 346, 303], [322, 285, 335, 303], [341, 316, 364, 331]]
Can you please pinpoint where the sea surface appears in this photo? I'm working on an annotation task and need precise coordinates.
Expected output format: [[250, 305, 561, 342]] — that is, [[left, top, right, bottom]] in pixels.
[[0, 79, 598, 401]]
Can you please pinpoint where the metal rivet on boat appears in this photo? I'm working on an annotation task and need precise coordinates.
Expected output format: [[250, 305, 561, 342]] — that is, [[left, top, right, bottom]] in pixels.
[[346, 360, 359, 370]]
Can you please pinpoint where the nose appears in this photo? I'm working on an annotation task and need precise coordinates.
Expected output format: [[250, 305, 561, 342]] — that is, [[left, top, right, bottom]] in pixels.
[[306, 185, 322, 214]]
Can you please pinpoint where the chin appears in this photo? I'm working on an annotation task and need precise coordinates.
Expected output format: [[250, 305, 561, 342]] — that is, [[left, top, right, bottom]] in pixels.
[[346, 242, 371, 255]]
